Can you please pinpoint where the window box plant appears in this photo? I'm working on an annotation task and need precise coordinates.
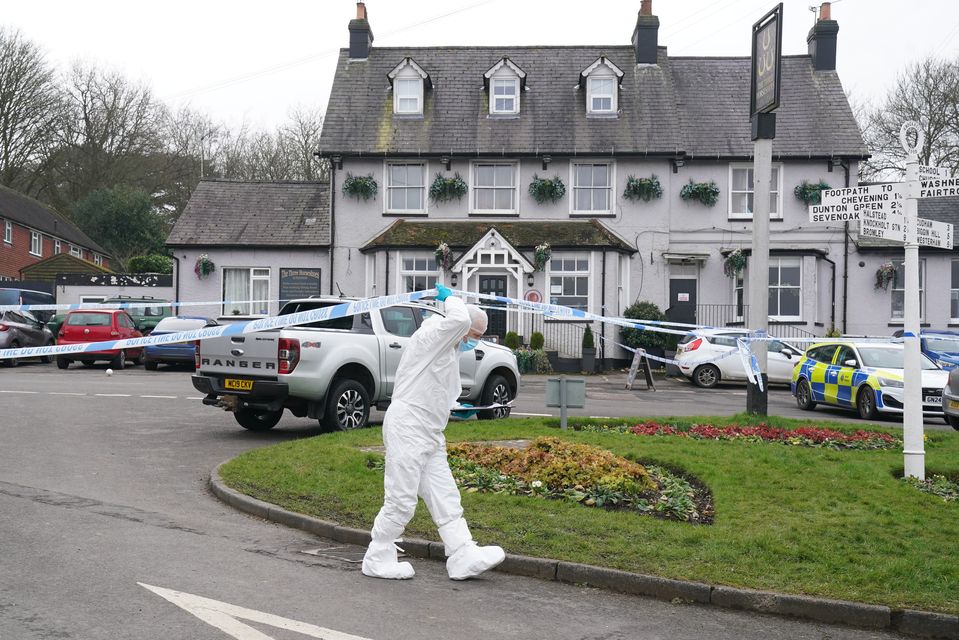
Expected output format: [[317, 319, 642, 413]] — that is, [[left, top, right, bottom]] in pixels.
[[794, 179, 831, 205], [194, 254, 215, 279], [528, 174, 566, 204], [342, 173, 378, 200], [680, 180, 720, 207], [533, 242, 551, 271], [429, 173, 468, 202], [435, 242, 453, 271], [875, 261, 897, 290], [623, 175, 663, 202], [723, 249, 747, 278]]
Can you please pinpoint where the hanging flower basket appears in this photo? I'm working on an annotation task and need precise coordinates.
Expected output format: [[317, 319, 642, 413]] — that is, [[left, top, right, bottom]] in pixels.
[[429, 173, 468, 202], [435, 242, 453, 271], [794, 179, 831, 205], [623, 175, 663, 202], [342, 173, 378, 200], [194, 254, 215, 279], [534, 242, 551, 272], [528, 174, 566, 204], [875, 262, 897, 290], [723, 249, 747, 278], [680, 180, 720, 207]]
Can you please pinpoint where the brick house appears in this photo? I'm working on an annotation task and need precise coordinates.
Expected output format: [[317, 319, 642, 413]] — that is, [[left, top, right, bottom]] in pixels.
[[0, 184, 111, 281]]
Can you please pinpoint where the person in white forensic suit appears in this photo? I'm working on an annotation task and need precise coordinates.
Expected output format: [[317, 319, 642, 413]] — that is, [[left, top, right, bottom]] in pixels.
[[362, 285, 506, 580]]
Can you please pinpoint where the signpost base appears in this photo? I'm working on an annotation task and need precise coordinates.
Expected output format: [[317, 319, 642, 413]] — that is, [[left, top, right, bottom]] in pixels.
[[746, 375, 768, 415]]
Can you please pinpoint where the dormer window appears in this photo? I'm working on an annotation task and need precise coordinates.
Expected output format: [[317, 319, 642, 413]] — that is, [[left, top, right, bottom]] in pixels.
[[394, 78, 422, 114], [580, 56, 624, 116], [484, 57, 526, 116], [492, 78, 519, 114], [388, 58, 431, 116]]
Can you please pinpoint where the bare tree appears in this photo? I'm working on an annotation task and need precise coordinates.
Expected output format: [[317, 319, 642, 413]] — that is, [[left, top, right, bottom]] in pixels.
[[281, 105, 328, 181], [861, 56, 959, 181], [0, 27, 63, 191], [38, 62, 166, 211]]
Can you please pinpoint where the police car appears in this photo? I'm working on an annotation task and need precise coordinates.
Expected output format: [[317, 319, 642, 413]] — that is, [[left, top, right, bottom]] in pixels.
[[791, 340, 948, 420]]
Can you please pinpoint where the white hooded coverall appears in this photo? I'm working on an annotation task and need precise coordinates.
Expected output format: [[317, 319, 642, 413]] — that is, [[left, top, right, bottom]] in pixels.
[[362, 295, 504, 580]]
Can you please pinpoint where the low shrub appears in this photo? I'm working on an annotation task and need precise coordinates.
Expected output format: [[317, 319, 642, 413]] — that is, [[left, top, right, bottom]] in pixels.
[[514, 348, 552, 374], [619, 301, 677, 351], [504, 331, 521, 350], [530, 331, 545, 350]]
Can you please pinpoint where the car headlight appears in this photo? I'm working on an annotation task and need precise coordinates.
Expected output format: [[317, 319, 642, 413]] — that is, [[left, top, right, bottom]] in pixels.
[[936, 359, 955, 369], [877, 376, 904, 388]]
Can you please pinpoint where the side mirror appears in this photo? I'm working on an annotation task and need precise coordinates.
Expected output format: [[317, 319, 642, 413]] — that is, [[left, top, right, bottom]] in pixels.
[[843, 359, 857, 368], [782, 349, 792, 359]]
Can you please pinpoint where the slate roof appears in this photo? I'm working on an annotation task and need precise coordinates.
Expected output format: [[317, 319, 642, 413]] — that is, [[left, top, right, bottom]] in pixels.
[[319, 47, 867, 160], [20, 252, 113, 282], [167, 180, 331, 247], [360, 219, 635, 253], [0, 184, 108, 255]]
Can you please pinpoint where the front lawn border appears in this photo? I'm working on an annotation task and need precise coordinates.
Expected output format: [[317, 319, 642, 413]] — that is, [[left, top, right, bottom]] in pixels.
[[209, 461, 959, 639]]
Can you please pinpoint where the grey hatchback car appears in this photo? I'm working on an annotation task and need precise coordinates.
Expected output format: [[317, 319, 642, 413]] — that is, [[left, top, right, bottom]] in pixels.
[[0, 309, 56, 366], [942, 367, 959, 430]]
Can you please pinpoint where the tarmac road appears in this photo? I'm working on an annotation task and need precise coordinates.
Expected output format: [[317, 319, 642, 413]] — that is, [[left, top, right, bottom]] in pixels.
[[0, 362, 924, 639]]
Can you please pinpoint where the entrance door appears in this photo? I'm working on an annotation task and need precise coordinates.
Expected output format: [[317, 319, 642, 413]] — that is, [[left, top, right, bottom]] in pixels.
[[478, 275, 507, 340], [667, 279, 697, 325]]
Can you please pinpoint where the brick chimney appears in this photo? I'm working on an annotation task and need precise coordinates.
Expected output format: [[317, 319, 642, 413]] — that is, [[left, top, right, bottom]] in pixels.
[[807, 2, 838, 71], [631, 0, 659, 65], [348, 2, 374, 60]]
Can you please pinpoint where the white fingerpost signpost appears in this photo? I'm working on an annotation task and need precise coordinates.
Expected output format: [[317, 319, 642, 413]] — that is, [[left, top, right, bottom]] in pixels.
[[900, 121, 925, 479]]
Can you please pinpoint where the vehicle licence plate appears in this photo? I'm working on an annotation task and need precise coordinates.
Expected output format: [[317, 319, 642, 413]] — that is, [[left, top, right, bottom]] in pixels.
[[948, 399, 959, 410], [924, 394, 941, 404], [224, 378, 253, 391]]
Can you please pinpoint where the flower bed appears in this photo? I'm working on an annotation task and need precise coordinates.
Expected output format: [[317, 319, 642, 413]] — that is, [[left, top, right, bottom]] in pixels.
[[578, 421, 901, 450], [905, 474, 959, 502], [446, 437, 714, 523]]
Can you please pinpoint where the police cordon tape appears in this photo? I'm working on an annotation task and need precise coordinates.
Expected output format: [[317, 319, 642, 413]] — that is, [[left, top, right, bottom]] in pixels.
[[0, 287, 917, 363], [0, 298, 274, 313]]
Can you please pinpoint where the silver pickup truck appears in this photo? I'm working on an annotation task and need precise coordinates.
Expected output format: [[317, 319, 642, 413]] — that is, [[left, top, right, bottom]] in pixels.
[[191, 297, 520, 432]]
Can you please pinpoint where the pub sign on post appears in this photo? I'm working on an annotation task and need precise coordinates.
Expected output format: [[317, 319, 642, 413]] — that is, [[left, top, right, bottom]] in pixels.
[[750, 3, 783, 116]]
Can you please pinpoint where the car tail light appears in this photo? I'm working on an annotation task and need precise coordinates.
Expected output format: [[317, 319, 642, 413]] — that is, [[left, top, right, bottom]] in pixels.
[[278, 338, 300, 374], [0, 323, 8, 332], [685, 338, 703, 352], [194, 340, 201, 370]]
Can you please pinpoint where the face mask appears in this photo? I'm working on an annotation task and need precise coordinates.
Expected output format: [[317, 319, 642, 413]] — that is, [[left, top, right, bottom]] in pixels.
[[459, 338, 478, 352]]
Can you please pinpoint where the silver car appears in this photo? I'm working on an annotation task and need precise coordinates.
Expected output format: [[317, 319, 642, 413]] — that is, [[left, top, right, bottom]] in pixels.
[[942, 368, 959, 430], [0, 310, 56, 367]]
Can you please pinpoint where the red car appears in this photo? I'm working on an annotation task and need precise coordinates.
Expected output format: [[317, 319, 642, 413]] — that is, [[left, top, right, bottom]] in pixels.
[[56, 309, 144, 369]]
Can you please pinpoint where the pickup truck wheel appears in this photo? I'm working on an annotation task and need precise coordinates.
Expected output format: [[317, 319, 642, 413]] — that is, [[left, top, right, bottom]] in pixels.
[[234, 407, 283, 431], [478, 374, 512, 420], [322, 379, 370, 431]]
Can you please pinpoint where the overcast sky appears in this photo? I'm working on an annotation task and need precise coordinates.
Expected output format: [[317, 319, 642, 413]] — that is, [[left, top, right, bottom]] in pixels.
[[3, 0, 958, 130]]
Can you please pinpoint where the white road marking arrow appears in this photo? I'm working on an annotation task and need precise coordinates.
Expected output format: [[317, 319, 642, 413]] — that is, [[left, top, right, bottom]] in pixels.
[[139, 583, 372, 640]]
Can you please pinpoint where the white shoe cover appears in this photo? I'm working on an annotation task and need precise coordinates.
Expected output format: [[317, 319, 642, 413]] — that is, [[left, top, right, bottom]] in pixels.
[[446, 542, 505, 580], [362, 541, 415, 580]]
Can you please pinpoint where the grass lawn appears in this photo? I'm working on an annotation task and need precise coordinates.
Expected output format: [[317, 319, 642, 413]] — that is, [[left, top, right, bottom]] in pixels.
[[219, 413, 959, 614]]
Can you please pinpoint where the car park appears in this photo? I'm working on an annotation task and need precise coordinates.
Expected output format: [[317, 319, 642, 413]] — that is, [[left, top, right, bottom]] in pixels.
[[674, 328, 803, 388], [792, 340, 948, 420], [0, 309, 56, 366], [143, 316, 217, 370], [892, 329, 959, 370], [55, 309, 144, 369]]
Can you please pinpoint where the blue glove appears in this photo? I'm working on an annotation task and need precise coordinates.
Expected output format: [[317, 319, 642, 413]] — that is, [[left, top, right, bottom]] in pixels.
[[451, 403, 477, 420], [435, 284, 453, 302]]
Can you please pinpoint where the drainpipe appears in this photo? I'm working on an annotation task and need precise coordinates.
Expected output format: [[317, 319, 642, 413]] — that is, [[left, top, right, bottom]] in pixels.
[[601, 250, 607, 366], [328, 163, 336, 296], [171, 254, 180, 312], [841, 160, 850, 333], [822, 254, 836, 331], [385, 250, 390, 295]]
